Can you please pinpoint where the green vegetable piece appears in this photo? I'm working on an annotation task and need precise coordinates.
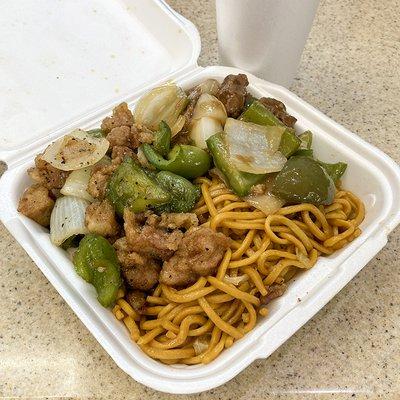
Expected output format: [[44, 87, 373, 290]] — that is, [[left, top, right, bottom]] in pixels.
[[61, 234, 82, 250], [153, 121, 171, 157], [294, 149, 314, 157], [141, 144, 211, 179], [279, 129, 301, 157], [244, 94, 256, 110], [155, 171, 201, 213], [206, 132, 266, 197], [271, 156, 336, 205], [73, 234, 121, 307], [239, 100, 284, 127], [318, 161, 347, 183], [86, 128, 106, 138], [298, 130, 313, 149], [107, 157, 170, 214]]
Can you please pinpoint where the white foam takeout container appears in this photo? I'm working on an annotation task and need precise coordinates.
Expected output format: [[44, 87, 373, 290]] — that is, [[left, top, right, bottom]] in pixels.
[[1, 0, 400, 394]]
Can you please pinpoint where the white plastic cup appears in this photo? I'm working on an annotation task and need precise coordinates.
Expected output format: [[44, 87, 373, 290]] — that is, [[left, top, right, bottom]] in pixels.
[[216, 0, 320, 87]]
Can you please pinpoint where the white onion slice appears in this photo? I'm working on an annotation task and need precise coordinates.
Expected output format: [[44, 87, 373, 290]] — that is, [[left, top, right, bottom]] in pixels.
[[196, 79, 220, 96], [193, 336, 210, 356], [245, 192, 285, 215], [134, 83, 188, 131], [190, 117, 222, 149], [41, 129, 109, 171], [192, 93, 227, 125], [225, 118, 287, 174], [50, 196, 89, 246], [60, 167, 94, 202], [224, 274, 248, 286]]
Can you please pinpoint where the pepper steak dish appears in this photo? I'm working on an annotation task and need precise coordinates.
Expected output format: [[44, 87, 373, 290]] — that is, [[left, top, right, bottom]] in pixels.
[[18, 74, 365, 364]]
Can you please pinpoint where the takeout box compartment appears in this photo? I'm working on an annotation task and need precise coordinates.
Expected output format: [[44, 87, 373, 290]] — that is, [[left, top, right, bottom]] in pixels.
[[1, 1, 400, 395]]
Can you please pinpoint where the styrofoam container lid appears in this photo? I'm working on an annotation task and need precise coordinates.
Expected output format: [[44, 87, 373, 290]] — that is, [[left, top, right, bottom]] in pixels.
[[1, 0, 400, 395], [0, 0, 200, 161]]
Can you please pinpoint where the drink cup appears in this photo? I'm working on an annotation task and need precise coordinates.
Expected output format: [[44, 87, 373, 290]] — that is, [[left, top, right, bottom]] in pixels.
[[216, 0, 320, 87]]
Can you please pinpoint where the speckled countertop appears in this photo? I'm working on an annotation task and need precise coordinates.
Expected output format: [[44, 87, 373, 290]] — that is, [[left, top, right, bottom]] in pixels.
[[1, 0, 399, 399]]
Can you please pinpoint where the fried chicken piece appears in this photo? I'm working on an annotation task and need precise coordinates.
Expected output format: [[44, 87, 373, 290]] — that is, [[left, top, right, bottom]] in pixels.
[[87, 162, 118, 200], [158, 213, 199, 230], [126, 290, 146, 314], [101, 102, 134, 133], [114, 237, 160, 290], [85, 199, 119, 237], [160, 227, 230, 287], [124, 210, 183, 261], [28, 155, 69, 190], [18, 184, 55, 226]]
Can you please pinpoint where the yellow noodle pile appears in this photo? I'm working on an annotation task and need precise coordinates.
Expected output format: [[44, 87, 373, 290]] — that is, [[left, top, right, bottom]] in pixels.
[[113, 176, 365, 365]]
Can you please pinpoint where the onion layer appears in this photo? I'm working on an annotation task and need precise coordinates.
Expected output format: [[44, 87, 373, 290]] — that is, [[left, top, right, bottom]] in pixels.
[[41, 129, 109, 171], [50, 196, 89, 246], [224, 118, 287, 174]]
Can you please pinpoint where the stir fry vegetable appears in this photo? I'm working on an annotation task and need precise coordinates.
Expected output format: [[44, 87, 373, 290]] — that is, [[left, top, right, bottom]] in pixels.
[[156, 171, 201, 213], [141, 143, 211, 179], [279, 129, 301, 157], [224, 118, 287, 174], [207, 133, 266, 197], [107, 157, 170, 214], [50, 196, 89, 245], [240, 100, 284, 127], [318, 161, 347, 183], [42, 129, 109, 171], [271, 156, 335, 205], [134, 83, 188, 135], [73, 234, 121, 307], [153, 121, 171, 157]]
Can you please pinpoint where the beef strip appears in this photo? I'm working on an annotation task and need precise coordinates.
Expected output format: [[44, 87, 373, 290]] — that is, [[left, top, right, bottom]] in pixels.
[[260, 283, 287, 305], [258, 97, 297, 128], [160, 227, 230, 287], [28, 155, 69, 190], [124, 210, 183, 261], [216, 74, 249, 118], [18, 184, 55, 227], [85, 199, 119, 237], [114, 237, 160, 291]]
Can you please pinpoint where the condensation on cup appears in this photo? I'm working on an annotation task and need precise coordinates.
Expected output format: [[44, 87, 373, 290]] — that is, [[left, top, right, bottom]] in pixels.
[[216, 0, 320, 88]]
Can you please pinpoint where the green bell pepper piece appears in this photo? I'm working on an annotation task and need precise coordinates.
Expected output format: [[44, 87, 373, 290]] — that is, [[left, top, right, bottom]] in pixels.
[[279, 129, 301, 157], [318, 161, 347, 183], [73, 234, 121, 307], [206, 132, 266, 197], [239, 100, 284, 127], [298, 130, 313, 149], [240, 100, 301, 158], [141, 144, 211, 179], [294, 149, 314, 157], [155, 171, 201, 213], [86, 128, 106, 138], [271, 156, 335, 205], [293, 131, 313, 157], [107, 157, 170, 214], [153, 121, 171, 157]]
